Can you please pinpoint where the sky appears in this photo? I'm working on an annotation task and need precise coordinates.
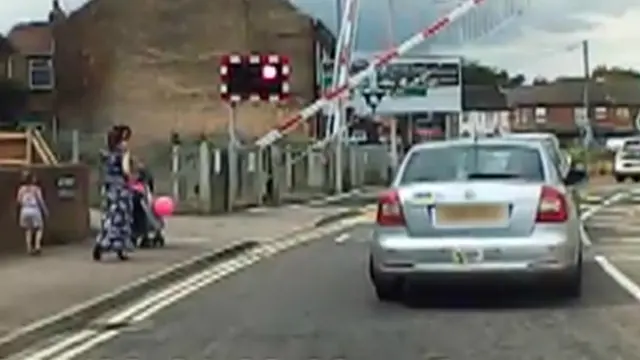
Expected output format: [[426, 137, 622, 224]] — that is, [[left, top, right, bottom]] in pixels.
[[1, 0, 639, 81]]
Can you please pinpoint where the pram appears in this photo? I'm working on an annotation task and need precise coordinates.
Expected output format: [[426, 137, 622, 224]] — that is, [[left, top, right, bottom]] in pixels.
[[131, 180, 166, 248]]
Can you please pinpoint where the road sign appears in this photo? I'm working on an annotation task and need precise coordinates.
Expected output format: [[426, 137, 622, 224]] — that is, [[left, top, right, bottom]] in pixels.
[[361, 88, 387, 113]]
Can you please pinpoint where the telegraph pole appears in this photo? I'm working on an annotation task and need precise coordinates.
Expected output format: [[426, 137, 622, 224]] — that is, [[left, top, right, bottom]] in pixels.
[[581, 39, 592, 148], [386, 0, 399, 173]]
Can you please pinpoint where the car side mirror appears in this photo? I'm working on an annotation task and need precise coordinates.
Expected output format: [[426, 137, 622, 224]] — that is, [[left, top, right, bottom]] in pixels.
[[564, 168, 588, 186]]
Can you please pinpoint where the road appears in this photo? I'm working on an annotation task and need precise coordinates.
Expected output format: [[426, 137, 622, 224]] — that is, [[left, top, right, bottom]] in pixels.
[[24, 185, 640, 359]]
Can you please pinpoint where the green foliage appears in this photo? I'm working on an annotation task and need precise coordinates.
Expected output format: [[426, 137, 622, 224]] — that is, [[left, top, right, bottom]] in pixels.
[[462, 61, 526, 87], [592, 65, 640, 81]]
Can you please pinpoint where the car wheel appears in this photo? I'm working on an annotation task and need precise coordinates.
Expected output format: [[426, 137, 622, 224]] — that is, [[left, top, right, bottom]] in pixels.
[[554, 252, 583, 299], [368, 256, 402, 302], [615, 175, 625, 183], [633, 176, 640, 183]]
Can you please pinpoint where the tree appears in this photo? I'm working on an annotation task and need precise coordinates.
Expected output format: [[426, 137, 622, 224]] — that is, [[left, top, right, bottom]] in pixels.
[[533, 77, 549, 85], [0, 79, 28, 126], [462, 61, 525, 87], [592, 65, 640, 81]]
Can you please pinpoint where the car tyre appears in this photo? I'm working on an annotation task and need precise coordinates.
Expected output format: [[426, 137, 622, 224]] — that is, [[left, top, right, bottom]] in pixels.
[[615, 175, 625, 183], [555, 252, 583, 299], [368, 256, 402, 302], [633, 176, 640, 183]]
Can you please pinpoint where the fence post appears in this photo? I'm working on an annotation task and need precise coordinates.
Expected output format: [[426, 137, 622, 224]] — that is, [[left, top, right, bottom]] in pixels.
[[254, 148, 264, 206], [198, 138, 211, 213], [71, 129, 79, 163], [170, 132, 181, 203], [270, 145, 282, 205], [349, 146, 357, 189], [284, 145, 293, 190]]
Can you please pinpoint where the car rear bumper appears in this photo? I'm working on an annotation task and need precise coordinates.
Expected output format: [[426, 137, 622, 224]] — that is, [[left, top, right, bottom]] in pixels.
[[370, 229, 580, 280], [614, 168, 640, 176]]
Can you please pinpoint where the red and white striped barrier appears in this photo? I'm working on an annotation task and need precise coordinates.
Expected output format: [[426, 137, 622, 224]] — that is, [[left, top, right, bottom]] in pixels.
[[256, 0, 486, 147]]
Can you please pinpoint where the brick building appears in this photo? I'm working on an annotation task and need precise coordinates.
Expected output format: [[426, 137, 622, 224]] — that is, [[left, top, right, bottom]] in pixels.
[[0, 21, 56, 129], [52, 0, 334, 142], [506, 80, 640, 137]]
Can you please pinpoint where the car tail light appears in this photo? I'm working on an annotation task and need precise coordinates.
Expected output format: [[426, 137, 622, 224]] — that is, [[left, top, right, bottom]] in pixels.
[[376, 190, 405, 226], [535, 186, 568, 223]]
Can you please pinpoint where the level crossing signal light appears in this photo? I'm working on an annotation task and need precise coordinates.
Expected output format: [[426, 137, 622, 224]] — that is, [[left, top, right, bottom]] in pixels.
[[219, 54, 290, 103]]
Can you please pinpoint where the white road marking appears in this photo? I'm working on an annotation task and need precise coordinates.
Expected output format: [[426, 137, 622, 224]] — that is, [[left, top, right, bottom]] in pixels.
[[579, 224, 592, 246], [595, 236, 640, 244], [594, 255, 640, 302], [334, 233, 349, 244], [31, 212, 371, 360], [581, 190, 640, 304], [580, 191, 627, 221], [27, 331, 95, 360], [604, 254, 640, 262]]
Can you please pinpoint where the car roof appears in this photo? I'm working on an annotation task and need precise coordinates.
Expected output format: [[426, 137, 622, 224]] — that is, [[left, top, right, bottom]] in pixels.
[[410, 137, 546, 152], [501, 132, 558, 141]]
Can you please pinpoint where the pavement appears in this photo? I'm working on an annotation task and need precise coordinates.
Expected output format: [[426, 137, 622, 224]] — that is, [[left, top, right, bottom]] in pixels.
[[0, 202, 366, 357]]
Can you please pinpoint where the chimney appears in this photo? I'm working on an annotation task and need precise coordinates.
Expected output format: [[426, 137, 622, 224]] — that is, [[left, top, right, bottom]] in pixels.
[[49, 0, 66, 23]]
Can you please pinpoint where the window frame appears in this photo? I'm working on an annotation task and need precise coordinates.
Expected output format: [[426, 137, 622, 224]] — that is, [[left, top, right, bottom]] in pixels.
[[27, 57, 54, 90]]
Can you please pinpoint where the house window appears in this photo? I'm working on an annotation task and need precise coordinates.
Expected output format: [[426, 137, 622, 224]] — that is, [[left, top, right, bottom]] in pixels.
[[574, 107, 587, 125], [595, 106, 607, 120], [534, 107, 546, 124], [28, 58, 54, 90], [616, 107, 630, 119]]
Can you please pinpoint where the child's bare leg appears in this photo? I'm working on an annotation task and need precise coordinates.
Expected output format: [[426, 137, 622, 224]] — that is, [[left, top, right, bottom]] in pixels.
[[24, 230, 32, 253], [34, 229, 43, 252]]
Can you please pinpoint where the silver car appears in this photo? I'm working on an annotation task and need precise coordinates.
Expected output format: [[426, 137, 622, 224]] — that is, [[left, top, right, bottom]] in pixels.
[[502, 132, 570, 177], [368, 137, 588, 301]]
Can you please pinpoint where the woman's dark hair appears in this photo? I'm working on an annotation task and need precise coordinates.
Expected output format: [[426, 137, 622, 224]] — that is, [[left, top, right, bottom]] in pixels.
[[107, 128, 120, 150], [107, 125, 132, 150], [21, 170, 36, 185], [120, 125, 132, 140]]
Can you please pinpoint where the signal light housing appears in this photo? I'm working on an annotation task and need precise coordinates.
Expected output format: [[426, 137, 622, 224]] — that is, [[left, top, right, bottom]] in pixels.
[[219, 53, 290, 103]]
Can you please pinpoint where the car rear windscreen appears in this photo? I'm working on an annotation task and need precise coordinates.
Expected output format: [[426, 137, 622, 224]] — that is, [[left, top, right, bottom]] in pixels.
[[623, 140, 640, 158], [400, 144, 545, 183]]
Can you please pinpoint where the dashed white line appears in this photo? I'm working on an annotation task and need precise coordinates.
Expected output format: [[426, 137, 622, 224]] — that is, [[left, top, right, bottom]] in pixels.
[[334, 233, 350, 244]]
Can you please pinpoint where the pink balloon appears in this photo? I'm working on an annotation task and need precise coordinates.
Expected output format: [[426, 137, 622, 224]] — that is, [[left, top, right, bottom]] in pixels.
[[153, 196, 175, 217]]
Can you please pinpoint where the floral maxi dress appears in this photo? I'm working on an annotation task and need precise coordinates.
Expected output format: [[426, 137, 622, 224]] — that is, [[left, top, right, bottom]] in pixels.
[[97, 148, 132, 251]]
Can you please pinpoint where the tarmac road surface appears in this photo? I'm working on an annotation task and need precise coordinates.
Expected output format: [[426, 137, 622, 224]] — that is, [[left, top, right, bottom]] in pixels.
[[65, 220, 640, 360]]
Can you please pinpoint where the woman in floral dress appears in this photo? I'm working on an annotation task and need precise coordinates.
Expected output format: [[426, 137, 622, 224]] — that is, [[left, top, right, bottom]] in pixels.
[[93, 126, 134, 261]]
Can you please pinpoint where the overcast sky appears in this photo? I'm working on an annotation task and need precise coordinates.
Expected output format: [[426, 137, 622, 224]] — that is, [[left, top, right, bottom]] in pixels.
[[1, 0, 639, 80]]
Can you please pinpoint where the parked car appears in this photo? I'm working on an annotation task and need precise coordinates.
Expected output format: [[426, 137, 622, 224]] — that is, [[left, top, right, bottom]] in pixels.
[[368, 137, 587, 301], [613, 138, 640, 182]]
